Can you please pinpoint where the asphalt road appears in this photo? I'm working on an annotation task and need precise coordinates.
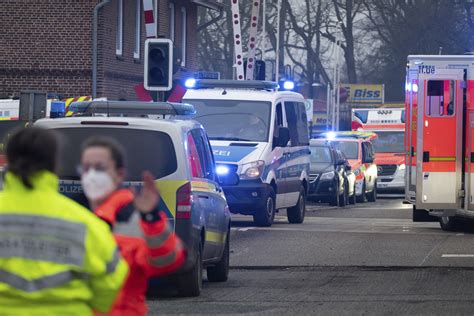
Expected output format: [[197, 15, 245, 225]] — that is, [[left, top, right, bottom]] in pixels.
[[150, 198, 474, 315]]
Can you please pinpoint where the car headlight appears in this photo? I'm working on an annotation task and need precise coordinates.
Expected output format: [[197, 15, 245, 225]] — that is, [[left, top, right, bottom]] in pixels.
[[239, 160, 265, 179], [320, 171, 335, 180], [399, 163, 406, 170]]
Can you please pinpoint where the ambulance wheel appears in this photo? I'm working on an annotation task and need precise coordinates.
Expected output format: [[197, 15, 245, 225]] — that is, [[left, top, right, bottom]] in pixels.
[[288, 187, 306, 224], [439, 216, 460, 232], [368, 182, 377, 202], [177, 240, 203, 297], [207, 228, 230, 282], [349, 184, 357, 205], [254, 188, 276, 227], [356, 182, 368, 203]]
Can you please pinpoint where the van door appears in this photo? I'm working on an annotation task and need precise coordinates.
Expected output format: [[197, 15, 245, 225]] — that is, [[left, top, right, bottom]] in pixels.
[[272, 102, 288, 209], [406, 68, 419, 198], [283, 101, 310, 207], [416, 69, 464, 209], [466, 111, 474, 211]]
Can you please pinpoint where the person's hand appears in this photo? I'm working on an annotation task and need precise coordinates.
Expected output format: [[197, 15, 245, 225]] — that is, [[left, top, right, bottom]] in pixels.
[[133, 171, 160, 213]]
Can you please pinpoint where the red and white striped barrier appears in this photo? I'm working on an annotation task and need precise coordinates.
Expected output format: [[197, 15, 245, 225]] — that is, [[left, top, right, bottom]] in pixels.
[[231, 0, 245, 80], [245, 0, 260, 80], [143, 0, 156, 39]]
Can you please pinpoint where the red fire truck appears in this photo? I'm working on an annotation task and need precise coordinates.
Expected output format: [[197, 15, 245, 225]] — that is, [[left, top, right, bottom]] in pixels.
[[352, 108, 405, 193], [405, 55, 474, 230]]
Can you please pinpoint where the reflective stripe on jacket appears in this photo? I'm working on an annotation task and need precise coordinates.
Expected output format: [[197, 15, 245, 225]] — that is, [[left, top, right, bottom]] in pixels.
[[0, 171, 129, 316], [95, 189, 185, 316]]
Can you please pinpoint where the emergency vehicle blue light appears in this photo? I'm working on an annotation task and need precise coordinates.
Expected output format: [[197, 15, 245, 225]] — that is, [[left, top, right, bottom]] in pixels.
[[326, 131, 336, 140], [283, 81, 295, 90], [185, 78, 197, 89], [216, 165, 229, 175]]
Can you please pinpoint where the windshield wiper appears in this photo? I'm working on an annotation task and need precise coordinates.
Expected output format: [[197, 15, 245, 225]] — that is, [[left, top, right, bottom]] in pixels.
[[210, 136, 251, 141]]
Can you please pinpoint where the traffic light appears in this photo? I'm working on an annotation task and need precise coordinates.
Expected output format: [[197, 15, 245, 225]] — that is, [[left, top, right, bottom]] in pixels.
[[144, 39, 173, 91]]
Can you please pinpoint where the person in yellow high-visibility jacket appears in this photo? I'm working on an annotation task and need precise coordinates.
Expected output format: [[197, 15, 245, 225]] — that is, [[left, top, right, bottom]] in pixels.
[[0, 127, 129, 316]]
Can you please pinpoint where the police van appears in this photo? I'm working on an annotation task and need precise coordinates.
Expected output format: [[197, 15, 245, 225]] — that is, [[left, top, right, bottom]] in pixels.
[[183, 80, 310, 227]]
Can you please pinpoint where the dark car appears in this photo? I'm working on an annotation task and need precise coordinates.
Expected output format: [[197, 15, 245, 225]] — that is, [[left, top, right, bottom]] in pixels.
[[308, 139, 355, 206]]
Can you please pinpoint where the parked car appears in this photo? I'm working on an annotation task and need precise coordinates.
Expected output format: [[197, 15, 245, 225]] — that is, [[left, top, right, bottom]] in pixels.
[[317, 131, 378, 203], [35, 101, 238, 297], [308, 139, 355, 206]]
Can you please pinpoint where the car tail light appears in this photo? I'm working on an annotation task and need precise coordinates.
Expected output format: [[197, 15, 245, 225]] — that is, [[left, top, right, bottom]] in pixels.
[[176, 182, 192, 219]]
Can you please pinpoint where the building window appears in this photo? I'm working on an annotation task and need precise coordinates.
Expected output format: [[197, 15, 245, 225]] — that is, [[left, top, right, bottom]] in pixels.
[[181, 6, 187, 67], [169, 3, 175, 41], [116, 0, 123, 56], [134, 0, 141, 59]]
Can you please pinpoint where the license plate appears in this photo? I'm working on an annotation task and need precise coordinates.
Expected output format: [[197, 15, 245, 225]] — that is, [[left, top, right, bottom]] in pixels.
[[378, 183, 388, 188]]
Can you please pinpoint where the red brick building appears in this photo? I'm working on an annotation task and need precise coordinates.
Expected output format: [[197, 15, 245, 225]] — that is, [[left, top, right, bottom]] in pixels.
[[0, 0, 222, 100]]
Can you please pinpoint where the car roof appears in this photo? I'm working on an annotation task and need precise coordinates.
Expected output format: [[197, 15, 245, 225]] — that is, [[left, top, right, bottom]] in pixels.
[[34, 116, 203, 132]]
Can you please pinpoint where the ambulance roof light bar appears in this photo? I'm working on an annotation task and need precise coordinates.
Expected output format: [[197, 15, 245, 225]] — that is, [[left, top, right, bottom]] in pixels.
[[68, 101, 196, 117], [184, 79, 280, 91]]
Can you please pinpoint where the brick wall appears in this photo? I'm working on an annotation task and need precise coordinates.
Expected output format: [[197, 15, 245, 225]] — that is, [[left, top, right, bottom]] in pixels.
[[0, 0, 97, 98], [0, 0, 200, 100]]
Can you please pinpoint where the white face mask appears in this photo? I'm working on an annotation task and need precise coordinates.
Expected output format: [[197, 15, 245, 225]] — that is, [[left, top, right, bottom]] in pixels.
[[81, 169, 115, 201]]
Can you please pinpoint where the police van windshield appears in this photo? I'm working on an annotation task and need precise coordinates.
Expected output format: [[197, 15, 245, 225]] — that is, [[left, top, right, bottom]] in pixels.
[[310, 146, 333, 164], [188, 99, 271, 142], [55, 128, 177, 181], [330, 141, 359, 160], [372, 131, 404, 153]]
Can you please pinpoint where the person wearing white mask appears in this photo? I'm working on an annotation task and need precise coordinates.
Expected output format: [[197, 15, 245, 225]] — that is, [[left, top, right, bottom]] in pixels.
[[78, 136, 186, 316]]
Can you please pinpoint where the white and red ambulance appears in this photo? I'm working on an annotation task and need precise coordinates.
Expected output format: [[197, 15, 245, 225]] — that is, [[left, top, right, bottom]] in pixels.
[[405, 54, 474, 230], [352, 108, 405, 193]]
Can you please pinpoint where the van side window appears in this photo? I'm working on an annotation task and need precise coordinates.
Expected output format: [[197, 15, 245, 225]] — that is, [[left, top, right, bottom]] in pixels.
[[200, 130, 217, 181], [297, 102, 309, 145], [190, 129, 214, 180], [426, 80, 455, 117], [284, 102, 299, 147]]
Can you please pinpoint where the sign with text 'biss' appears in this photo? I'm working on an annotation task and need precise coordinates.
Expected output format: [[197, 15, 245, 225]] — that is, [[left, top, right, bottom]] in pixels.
[[341, 84, 384, 104]]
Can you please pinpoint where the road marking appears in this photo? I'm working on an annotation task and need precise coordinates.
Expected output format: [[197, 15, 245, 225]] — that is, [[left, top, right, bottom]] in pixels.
[[442, 254, 474, 258]]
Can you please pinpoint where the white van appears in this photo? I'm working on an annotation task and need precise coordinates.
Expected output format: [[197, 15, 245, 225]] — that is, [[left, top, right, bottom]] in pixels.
[[183, 80, 310, 226]]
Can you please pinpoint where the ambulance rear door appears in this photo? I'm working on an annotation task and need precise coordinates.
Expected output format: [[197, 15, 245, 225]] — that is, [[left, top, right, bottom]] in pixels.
[[417, 68, 464, 210]]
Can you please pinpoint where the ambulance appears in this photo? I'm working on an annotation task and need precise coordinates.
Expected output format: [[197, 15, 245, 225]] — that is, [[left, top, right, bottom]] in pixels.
[[405, 55, 474, 230], [352, 108, 405, 193]]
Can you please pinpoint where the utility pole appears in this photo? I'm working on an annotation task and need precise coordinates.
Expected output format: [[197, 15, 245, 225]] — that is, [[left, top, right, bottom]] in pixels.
[[275, 0, 282, 83], [262, 0, 266, 62]]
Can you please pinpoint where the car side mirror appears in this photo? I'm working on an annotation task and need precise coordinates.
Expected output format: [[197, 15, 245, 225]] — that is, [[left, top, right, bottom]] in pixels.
[[275, 127, 290, 148], [218, 172, 239, 186], [364, 156, 374, 164], [345, 164, 352, 171]]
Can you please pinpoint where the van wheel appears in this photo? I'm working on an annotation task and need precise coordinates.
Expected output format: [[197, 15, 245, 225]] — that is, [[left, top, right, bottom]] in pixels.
[[356, 181, 367, 203], [439, 216, 460, 232], [207, 229, 230, 282], [349, 184, 357, 205], [254, 188, 276, 227], [367, 181, 377, 202], [287, 187, 306, 224], [177, 240, 203, 297]]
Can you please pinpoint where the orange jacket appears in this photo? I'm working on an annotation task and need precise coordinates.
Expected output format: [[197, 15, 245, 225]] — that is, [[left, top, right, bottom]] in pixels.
[[94, 189, 185, 316]]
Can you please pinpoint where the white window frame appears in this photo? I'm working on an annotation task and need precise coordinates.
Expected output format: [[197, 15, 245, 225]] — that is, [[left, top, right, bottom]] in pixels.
[[134, 0, 141, 59], [181, 6, 187, 67], [116, 0, 123, 56], [169, 2, 175, 41]]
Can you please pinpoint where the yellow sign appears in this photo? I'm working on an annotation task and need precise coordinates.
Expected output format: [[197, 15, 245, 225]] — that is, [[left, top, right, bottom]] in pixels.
[[341, 84, 384, 104]]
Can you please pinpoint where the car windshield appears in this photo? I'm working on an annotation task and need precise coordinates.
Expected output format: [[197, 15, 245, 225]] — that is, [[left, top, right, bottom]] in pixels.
[[330, 141, 359, 160], [310, 146, 333, 163], [372, 131, 404, 153], [55, 127, 177, 181], [187, 99, 271, 142]]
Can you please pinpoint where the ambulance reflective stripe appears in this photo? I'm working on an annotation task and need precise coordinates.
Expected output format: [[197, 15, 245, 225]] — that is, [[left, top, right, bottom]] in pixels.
[[0, 269, 88, 293], [428, 157, 456, 162], [0, 214, 86, 266]]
